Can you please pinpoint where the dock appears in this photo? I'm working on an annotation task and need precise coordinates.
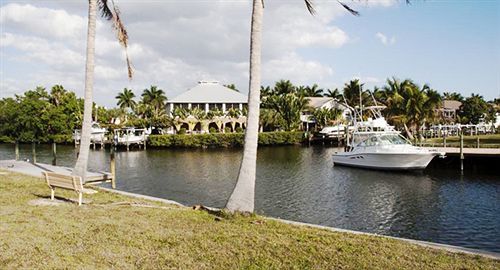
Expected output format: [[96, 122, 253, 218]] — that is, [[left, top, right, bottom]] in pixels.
[[0, 160, 113, 185], [425, 147, 500, 157]]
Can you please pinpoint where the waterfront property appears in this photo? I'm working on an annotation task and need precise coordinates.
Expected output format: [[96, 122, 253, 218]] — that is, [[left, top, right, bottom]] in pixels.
[[1, 171, 498, 268], [166, 81, 248, 133], [167, 81, 248, 114]]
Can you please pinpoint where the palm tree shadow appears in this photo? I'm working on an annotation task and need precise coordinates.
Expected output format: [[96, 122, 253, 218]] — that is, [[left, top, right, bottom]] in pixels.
[[32, 193, 80, 205]]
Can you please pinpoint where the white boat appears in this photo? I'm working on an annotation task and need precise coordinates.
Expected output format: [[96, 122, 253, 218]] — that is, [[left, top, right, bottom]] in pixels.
[[73, 122, 107, 143], [332, 131, 445, 170], [113, 128, 147, 145], [332, 101, 444, 170], [319, 125, 354, 138]]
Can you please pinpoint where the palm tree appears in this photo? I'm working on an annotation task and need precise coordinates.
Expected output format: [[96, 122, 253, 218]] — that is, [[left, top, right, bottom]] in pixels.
[[142, 85, 167, 118], [116, 88, 136, 111], [226, 0, 361, 213], [73, 0, 132, 180], [324, 88, 342, 100], [304, 84, 324, 97], [273, 80, 296, 95], [312, 107, 342, 129]]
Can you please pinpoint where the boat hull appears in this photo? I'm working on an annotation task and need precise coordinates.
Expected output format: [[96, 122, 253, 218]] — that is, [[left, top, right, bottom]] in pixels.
[[332, 152, 439, 170]]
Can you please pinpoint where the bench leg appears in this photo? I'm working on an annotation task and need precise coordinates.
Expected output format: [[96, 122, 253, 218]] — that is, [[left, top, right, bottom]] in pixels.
[[51, 188, 55, 200], [78, 192, 82, 206]]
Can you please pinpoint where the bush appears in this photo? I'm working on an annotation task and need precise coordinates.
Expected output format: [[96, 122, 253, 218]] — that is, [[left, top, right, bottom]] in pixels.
[[148, 131, 305, 148], [178, 128, 187, 135], [50, 134, 73, 144], [209, 127, 217, 134], [224, 127, 232, 133], [235, 127, 243, 133]]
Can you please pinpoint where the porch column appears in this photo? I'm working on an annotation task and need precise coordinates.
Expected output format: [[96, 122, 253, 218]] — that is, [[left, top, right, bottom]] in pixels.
[[169, 103, 174, 116], [239, 103, 243, 110], [222, 103, 226, 113], [205, 103, 209, 113], [188, 103, 192, 110]]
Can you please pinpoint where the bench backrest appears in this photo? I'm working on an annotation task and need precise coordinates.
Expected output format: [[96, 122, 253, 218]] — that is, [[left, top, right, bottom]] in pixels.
[[43, 172, 83, 192]]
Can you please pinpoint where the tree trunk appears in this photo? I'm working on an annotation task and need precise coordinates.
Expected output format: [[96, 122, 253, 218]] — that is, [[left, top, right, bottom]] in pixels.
[[404, 123, 414, 140], [226, 0, 263, 213], [73, 0, 97, 180]]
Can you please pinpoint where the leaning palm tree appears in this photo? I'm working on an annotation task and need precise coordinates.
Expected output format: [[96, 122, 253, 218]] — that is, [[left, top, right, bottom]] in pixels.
[[73, 0, 132, 179]]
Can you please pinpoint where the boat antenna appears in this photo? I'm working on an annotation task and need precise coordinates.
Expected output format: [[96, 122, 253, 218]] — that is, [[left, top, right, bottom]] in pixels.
[[359, 80, 363, 122]]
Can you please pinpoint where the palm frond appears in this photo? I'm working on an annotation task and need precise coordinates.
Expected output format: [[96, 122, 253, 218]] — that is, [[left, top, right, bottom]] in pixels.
[[337, 0, 359, 16], [304, 0, 316, 15], [98, 0, 133, 79]]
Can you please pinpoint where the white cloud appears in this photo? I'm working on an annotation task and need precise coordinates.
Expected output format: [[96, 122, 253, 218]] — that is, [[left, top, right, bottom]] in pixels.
[[375, 32, 396, 46], [0, 1, 395, 107]]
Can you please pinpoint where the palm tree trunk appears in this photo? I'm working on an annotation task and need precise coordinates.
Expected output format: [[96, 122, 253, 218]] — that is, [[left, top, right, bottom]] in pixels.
[[226, 0, 263, 213], [73, 0, 97, 180]]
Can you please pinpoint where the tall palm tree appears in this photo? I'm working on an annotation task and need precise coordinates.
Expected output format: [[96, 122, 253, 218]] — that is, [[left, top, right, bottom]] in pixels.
[[226, 0, 364, 213], [324, 88, 342, 100], [116, 88, 136, 111], [142, 85, 167, 118], [73, 0, 132, 180]]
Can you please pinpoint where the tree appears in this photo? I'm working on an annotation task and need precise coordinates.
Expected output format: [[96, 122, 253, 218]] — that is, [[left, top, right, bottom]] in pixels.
[[459, 94, 489, 124], [116, 88, 136, 111], [443, 91, 464, 102], [142, 85, 167, 118], [303, 84, 324, 97], [324, 88, 342, 99], [312, 107, 342, 129], [73, 0, 132, 180], [226, 0, 319, 213], [224, 84, 239, 92]]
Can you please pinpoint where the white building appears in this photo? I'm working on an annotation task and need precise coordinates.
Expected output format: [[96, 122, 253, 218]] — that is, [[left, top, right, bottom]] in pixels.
[[167, 80, 248, 115]]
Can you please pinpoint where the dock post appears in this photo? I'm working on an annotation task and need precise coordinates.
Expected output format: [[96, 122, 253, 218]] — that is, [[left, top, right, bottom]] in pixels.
[[110, 146, 116, 189], [32, 142, 36, 164], [52, 142, 57, 166], [15, 140, 19, 161], [344, 126, 350, 152], [460, 130, 464, 173], [476, 137, 480, 148], [143, 133, 147, 150], [443, 136, 447, 148]]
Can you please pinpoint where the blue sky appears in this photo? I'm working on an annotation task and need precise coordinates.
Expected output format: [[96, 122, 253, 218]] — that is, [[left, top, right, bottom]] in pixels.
[[319, 0, 500, 99], [1, 0, 499, 107]]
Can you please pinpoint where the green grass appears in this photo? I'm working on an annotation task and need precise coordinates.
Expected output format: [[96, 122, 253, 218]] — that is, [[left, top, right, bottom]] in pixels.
[[0, 171, 498, 269], [422, 134, 500, 148]]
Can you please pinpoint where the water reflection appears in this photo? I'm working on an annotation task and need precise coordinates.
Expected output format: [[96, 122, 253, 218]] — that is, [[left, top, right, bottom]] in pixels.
[[0, 143, 498, 252]]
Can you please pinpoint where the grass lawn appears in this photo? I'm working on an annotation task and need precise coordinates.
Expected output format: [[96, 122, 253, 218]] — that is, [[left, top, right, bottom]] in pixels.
[[0, 171, 498, 269]]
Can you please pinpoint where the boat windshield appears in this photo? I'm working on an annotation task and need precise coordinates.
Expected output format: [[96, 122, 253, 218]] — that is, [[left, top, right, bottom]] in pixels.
[[358, 134, 410, 147]]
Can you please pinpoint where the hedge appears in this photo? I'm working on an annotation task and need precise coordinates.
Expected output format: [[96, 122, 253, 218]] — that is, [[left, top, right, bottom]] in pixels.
[[0, 134, 74, 144], [148, 132, 306, 148]]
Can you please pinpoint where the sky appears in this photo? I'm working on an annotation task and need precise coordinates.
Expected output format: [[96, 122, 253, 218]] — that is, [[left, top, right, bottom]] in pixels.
[[1, 0, 499, 108]]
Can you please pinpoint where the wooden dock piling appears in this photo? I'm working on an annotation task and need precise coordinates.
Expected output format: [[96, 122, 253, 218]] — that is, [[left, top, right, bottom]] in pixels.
[[15, 141, 19, 161], [31, 142, 36, 163], [52, 142, 57, 166], [110, 146, 116, 189], [460, 131, 464, 172]]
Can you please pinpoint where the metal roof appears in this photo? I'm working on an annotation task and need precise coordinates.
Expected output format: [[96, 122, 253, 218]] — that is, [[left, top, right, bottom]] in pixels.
[[168, 81, 248, 103]]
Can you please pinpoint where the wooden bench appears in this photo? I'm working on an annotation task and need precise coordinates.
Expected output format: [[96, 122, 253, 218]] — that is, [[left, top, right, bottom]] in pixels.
[[42, 172, 84, 206]]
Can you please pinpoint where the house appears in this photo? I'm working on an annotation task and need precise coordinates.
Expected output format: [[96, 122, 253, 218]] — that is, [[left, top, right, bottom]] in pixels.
[[166, 81, 248, 133], [438, 100, 462, 122], [167, 81, 248, 114]]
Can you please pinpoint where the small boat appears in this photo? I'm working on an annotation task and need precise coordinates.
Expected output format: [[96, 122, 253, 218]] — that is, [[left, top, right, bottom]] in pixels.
[[73, 122, 107, 143], [113, 128, 148, 146], [332, 100, 444, 170], [319, 125, 354, 138]]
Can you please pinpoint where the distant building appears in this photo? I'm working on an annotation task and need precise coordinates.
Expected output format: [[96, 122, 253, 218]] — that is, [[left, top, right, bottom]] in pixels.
[[438, 100, 462, 122], [167, 81, 248, 115]]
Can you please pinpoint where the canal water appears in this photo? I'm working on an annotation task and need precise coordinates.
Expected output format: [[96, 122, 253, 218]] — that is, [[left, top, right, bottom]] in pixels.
[[1, 143, 499, 252]]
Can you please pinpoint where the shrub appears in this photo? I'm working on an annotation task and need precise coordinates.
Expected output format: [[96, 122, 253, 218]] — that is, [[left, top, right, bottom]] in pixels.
[[235, 127, 243, 133], [148, 131, 305, 148], [178, 128, 187, 135], [224, 127, 232, 133], [209, 127, 217, 134]]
